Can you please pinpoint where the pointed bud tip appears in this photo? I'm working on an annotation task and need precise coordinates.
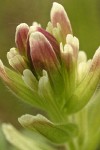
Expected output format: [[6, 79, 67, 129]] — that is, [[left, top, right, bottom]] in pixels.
[[32, 21, 41, 27], [7, 48, 17, 60], [91, 46, 100, 70], [16, 23, 29, 31], [51, 2, 67, 23], [29, 26, 38, 35], [29, 31, 42, 41], [66, 34, 79, 59], [51, 2, 72, 41], [64, 44, 73, 54], [66, 34, 79, 48], [0, 60, 9, 82], [0, 59, 5, 76], [78, 51, 87, 63], [0, 59, 4, 69], [94, 46, 100, 56], [15, 23, 29, 55], [52, 2, 64, 12], [22, 69, 38, 91]]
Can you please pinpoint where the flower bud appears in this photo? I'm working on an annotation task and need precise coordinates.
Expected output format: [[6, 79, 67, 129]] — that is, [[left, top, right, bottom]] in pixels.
[[77, 60, 91, 84], [29, 32, 59, 75], [29, 26, 60, 59], [60, 43, 73, 69], [90, 47, 100, 72], [51, 2, 72, 43], [7, 48, 28, 74], [0, 60, 8, 82], [66, 47, 100, 114], [38, 70, 53, 101], [78, 51, 87, 64], [22, 69, 38, 91], [32, 21, 41, 27], [66, 34, 79, 59], [60, 43, 76, 96], [60, 34, 79, 71], [15, 23, 29, 56]]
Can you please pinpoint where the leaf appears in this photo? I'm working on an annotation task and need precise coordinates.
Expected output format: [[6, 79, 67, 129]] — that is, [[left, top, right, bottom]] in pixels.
[[2, 124, 54, 150], [0, 126, 8, 150], [18, 114, 78, 144]]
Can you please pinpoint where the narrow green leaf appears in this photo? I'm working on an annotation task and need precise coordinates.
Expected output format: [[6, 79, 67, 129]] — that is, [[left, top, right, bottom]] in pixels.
[[18, 114, 78, 144]]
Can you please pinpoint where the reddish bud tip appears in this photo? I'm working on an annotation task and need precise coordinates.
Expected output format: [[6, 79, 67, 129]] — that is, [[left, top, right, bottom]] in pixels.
[[51, 2, 72, 37], [15, 23, 29, 56], [29, 32, 59, 74]]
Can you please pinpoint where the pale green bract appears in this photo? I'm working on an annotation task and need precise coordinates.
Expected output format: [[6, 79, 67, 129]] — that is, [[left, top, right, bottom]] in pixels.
[[0, 2, 100, 150]]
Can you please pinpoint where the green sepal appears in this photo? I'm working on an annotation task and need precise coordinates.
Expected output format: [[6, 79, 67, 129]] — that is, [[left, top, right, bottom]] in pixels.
[[5, 67, 45, 110]]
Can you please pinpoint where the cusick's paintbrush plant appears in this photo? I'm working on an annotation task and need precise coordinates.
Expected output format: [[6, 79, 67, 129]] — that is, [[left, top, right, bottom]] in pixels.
[[0, 2, 100, 150]]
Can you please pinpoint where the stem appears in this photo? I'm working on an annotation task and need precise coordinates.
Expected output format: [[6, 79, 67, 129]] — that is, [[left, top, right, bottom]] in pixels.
[[74, 108, 88, 150]]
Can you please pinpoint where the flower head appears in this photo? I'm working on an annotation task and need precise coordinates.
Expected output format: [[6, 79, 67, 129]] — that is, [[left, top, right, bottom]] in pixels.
[[0, 2, 100, 119]]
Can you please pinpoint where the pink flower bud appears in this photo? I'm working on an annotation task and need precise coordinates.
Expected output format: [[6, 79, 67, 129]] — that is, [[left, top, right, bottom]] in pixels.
[[15, 23, 29, 56], [51, 2, 72, 39], [29, 32, 59, 75], [28, 26, 60, 59]]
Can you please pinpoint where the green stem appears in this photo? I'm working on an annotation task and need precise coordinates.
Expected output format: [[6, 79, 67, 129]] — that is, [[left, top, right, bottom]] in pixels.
[[74, 108, 88, 150]]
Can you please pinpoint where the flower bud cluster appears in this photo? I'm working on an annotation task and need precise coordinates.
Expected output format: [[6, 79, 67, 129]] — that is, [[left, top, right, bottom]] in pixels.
[[0, 2, 100, 117]]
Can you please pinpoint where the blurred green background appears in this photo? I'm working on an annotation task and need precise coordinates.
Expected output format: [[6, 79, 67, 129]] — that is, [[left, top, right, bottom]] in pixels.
[[0, 0, 100, 132]]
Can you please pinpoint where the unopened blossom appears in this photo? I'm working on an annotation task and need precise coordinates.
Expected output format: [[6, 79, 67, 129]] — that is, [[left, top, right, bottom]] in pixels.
[[15, 23, 29, 56]]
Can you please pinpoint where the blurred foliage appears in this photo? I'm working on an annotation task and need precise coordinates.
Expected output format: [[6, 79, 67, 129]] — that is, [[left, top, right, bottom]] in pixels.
[[0, 125, 18, 150], [0, 0, 100, 146]]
